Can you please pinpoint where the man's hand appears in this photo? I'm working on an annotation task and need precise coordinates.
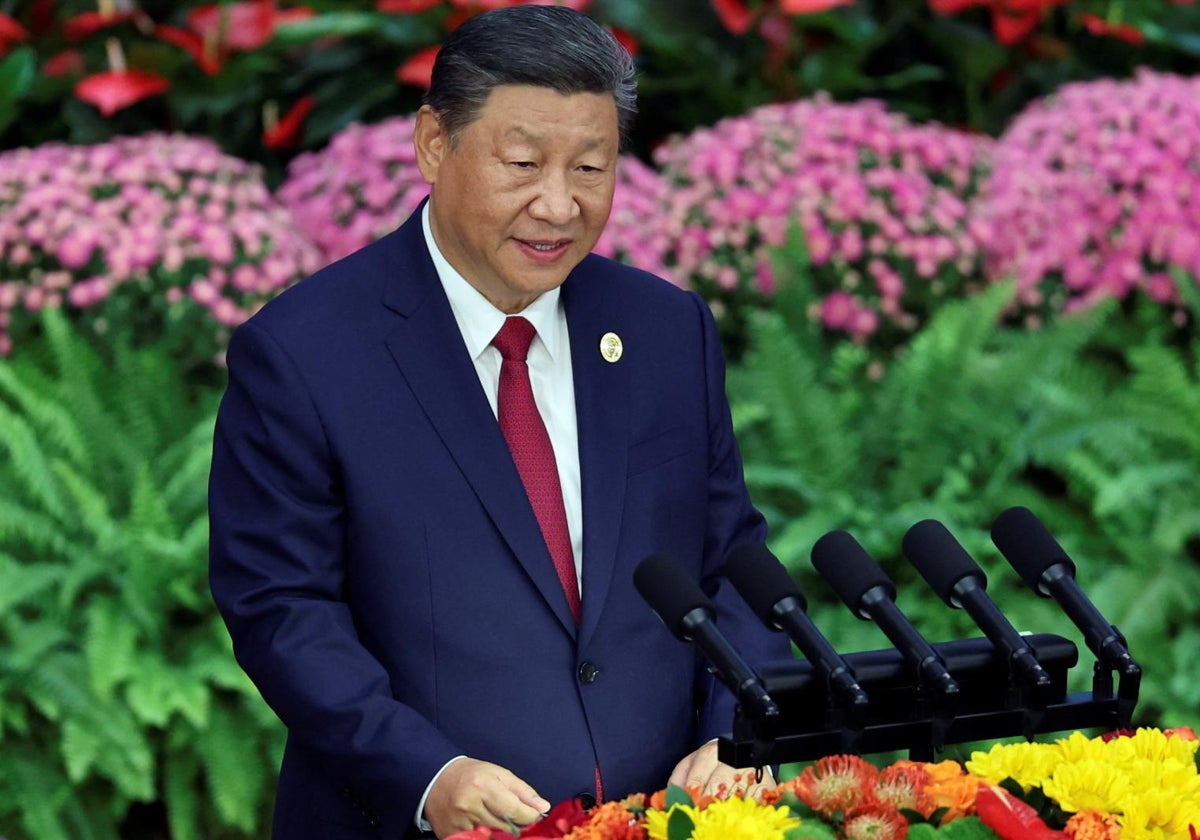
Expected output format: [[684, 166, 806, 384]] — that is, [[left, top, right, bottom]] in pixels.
[[425, 758, 551, 838], [668, 740, 775, 800]]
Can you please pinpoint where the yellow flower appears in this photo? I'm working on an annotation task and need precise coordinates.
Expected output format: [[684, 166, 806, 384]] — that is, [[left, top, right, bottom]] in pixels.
[[1117, 790, 1197, 840], [1052, 730, 1109, 765], [688, 796, 801, 840], [966, 740, 1057, 788], [644, 803, 697, 840], [1042, 759, 1129, 814], [1112, 727, 1200, 767]]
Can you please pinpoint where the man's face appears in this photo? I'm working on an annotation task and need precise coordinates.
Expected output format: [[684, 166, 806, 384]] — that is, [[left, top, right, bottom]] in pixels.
[[415, 85, 620, 314]]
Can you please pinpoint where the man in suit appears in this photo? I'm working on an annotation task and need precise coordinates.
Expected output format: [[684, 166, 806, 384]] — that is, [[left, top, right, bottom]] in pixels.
[[208, 6, 791, 838]]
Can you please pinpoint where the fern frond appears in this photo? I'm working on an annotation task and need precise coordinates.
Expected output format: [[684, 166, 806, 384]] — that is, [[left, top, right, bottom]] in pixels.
[[196, 702, 267, 833]]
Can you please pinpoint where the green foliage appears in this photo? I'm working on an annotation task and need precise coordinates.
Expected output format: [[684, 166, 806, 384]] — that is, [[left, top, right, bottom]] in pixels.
[[729, 243, 1200, 726], [0, 309, 282, 839]]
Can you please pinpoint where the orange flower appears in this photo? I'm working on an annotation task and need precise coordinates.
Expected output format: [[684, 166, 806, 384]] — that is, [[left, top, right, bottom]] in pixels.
[[786, 754, 880, 817], [875, 761, 934, 816], [843, 805, 909, 840], [564, 802, 644, 840], [646, 786, 715, 812], [895, 759, 980, 821], [1065, 810, 1121, 840]]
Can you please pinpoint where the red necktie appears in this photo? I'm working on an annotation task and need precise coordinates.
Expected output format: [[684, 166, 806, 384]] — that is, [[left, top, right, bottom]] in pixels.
[[492, 316, 582, 624]]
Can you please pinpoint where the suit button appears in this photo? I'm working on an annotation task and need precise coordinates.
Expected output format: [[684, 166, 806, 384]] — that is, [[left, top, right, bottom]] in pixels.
[[577, 661, 599, 684]]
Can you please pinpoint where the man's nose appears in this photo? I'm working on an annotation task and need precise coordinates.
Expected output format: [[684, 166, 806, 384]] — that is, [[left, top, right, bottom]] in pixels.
[[528, 171, 577, 225]]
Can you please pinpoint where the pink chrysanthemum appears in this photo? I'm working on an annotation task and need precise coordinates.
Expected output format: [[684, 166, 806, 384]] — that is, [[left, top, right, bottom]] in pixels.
[[653, 94, 993, 347], [977, 69, 1200, 324], [0, 133, 320, 361]]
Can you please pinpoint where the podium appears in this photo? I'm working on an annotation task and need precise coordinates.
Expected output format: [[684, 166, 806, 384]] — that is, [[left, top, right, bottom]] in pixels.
[[718, 632, 1141, 767]]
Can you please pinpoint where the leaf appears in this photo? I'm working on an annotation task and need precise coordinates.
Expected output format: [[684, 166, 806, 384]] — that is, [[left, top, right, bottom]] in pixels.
[[666, 805, 695, 840], [664, 782, 695, 809], [84, 599, 140, 699], [0, 46, 37, 135]]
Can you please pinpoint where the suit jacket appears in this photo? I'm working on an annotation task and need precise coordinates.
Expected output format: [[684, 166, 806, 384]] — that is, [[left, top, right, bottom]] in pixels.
[[208, 206, 791, 838]]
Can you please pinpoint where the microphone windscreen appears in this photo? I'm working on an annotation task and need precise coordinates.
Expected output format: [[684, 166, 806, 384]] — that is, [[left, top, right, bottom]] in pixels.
[[724, 543, 807, 625], [990, 506, 1077, 592], [902, 519, 986, 606], [811, 530, 896, 613], [633, 553, 713, 640]]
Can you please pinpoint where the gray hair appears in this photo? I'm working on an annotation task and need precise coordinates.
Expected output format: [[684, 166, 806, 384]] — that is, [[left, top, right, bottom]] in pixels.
[[424, 6, 637, 147]]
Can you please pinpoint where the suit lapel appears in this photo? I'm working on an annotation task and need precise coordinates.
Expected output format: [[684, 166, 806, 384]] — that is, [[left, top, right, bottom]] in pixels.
[[380, 217, 579, 637], [563, 272, 630, 648]]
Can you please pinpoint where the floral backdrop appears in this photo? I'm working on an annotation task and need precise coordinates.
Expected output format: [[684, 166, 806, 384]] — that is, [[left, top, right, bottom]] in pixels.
[[0, 1, 1198, 838]]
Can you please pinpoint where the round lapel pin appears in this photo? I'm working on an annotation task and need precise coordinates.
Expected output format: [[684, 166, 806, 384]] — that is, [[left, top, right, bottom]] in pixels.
[[599, 332, 623, 363]]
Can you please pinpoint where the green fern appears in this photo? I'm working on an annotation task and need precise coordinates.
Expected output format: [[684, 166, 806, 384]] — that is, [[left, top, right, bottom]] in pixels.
[[0, 308, 281, 839]]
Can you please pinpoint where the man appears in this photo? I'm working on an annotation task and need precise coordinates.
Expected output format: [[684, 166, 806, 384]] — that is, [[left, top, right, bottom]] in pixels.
[[208, 6, 791, 838]]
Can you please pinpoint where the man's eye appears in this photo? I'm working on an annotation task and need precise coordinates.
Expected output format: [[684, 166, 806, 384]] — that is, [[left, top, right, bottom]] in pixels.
[[510, 161, 536, 169]]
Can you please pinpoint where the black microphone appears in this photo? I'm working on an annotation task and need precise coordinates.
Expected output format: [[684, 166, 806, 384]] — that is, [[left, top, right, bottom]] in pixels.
[[724, 544, 869, 708], [991, 507, 1140, 677], [633, 553, 781, 722], [811, 530, 959, 697], [903, 519, 1052, 690]]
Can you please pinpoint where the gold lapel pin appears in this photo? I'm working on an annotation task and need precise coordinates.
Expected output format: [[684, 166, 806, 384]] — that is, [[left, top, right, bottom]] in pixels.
[[599, 332, 623, 363]]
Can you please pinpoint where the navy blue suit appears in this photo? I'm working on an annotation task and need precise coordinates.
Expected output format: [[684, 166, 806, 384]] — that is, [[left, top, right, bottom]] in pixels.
[[208, 206, 790, 837]]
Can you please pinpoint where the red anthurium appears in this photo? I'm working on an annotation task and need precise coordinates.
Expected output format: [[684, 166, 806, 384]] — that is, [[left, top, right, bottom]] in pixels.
[[62, 10, 138, 41], [75, 68, 170, 116], [154, 24, 225, 75], [780, 0, 854, 13], [1078, 12, 1145, 45], [186, 1, 315, 53], [43, 49, 86, 77], [712, 0, 753, 35], [975, 785, 1066, 840], [377, 0, 442, 11], [929, 0, 983, 12], [611, 26, 638, 56], [397, 44, 439, 88], [263, 95, 317, 150], [0, 12, 30, 51]]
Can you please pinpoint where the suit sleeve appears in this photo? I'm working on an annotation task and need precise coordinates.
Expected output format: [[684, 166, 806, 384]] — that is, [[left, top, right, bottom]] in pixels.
[[686, 292, 795, 744], [208, 320, 461, 834]]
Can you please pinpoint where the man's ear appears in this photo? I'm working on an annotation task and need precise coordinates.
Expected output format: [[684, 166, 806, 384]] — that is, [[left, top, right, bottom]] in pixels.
[[414, 104, 447, 186]]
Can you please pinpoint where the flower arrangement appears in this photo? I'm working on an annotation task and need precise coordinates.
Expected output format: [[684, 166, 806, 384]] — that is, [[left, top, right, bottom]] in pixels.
[[976, 70, 1200, 326], [0, 132, 321, 363], [446, 728, 1199, 839], [651, 95, 993, 349]]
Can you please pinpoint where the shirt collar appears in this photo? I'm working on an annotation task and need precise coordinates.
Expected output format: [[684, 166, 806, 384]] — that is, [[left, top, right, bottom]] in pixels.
[[422, 201, 563, 361]]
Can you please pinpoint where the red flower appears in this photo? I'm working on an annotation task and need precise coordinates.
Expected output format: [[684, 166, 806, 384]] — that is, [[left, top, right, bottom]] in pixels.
[[518, 798, 588, 837], [1078, 13, 1144, 45], [43, 49, 86, 77], [263, 95, 317, 150], [62, 10, 137, 41], [153, 24, 224, 75], [974, 784, 1066, 840], [377, 0, 443, 11], [185, 1, 315, 53], [843, 806, 909, 840], [74, 69, 170, 116], [397, 45, 439, 88], [712, 0, 753, 34], [611, 26, 638, 56], [0, 11, 30, 55], [929, 0, 1070, 46], [780, 0, 854, 13]]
